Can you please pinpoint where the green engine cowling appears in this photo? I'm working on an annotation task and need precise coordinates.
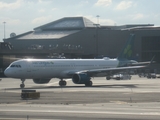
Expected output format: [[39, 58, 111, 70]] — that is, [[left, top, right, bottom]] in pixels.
[[72, 73, 90, 84], [33, 78, 51, 84]]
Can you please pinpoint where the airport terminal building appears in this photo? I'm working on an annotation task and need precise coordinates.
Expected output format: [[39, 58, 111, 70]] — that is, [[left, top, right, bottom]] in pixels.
[[4, 17, 160, 62]]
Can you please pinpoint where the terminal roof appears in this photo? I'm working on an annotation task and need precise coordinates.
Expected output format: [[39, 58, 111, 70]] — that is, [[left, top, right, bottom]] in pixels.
[[11, 17, 96, 40], [34, 17, 95, 31]]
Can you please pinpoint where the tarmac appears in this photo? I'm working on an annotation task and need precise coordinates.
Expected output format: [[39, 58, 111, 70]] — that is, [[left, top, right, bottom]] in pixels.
[[0, 76, 160, 120]]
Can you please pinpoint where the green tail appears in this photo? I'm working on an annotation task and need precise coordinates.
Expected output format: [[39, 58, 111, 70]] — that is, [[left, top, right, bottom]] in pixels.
[[117, 34, 135, 60]]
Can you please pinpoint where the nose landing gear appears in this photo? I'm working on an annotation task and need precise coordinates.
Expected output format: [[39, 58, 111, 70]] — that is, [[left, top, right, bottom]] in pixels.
[[59, 79, 67, 86], [20, 79, 25, 88]]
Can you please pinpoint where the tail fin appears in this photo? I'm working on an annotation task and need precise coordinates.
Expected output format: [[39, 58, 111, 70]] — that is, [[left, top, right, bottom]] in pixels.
[[117, 34, 135, 60]]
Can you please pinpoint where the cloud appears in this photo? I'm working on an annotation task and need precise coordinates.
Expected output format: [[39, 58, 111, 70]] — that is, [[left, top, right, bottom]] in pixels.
[[83, 15, 116, 25], [0, 17, 21, 25], [51, 8, 57, 11], [32, 16, 52, 25], [116, 1, 133, 10], [95, 0, 112, 6], [79, 1, 89, 5], [100, 19, 116, 25], [8, 19, 21, 25], [132, 13, 145, 20], [38, 9, 45, 13], [37, 0, 53, 5], [0, 0, 22, 10]]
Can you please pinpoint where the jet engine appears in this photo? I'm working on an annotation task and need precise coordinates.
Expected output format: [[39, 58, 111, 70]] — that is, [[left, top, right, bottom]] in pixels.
[[72, 73, 90, 84], [33, 78, 51, 84]]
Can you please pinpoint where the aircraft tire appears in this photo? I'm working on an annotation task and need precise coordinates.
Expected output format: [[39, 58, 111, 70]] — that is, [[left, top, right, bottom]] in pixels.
[[85, 81, 92, 87], [20, 84, 25, 88], [59, 80, 67, 86], [59, 81, 62, 86], [63, 81, 67, 86], [106, 76, 111, 80]]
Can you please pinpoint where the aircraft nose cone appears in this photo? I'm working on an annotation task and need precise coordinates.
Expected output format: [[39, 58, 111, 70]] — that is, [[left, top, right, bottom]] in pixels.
[[4, 68, 10, 77]]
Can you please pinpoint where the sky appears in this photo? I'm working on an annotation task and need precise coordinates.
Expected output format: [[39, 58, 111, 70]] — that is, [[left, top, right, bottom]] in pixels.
[[0, 0, 160, 42]]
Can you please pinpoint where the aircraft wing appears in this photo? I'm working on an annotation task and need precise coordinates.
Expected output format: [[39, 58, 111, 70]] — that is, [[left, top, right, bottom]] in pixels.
[[77, 65, 146, 76], [130, 56, 155, 66], [130, 61, 155, 66]]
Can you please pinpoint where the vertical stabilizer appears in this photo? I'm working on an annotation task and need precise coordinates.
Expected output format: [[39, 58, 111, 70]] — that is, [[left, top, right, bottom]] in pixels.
[[117, 34, 135, 60]]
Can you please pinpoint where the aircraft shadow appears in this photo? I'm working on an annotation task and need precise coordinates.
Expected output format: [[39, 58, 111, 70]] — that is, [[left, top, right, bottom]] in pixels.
[[5, 84, 138, 90]]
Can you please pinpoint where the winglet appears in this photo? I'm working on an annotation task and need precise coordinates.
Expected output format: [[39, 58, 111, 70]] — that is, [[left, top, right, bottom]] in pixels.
[[150, 56, 155, 64], [147, 56, 155, 67]]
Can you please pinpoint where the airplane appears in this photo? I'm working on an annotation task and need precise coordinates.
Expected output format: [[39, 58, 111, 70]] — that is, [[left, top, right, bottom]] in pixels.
[[4, 34, 147, 88]]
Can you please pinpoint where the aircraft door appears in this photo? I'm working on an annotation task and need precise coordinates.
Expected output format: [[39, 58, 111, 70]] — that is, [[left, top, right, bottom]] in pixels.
[[26, 61, 33, 78]]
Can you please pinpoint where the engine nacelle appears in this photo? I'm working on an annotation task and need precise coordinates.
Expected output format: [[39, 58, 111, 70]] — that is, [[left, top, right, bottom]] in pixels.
[[72, 73, 90, 84], [33, 78, 51, 84]]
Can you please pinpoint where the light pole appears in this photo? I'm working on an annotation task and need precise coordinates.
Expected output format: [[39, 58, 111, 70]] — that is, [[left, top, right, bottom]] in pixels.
[[96, 15, 100, 24], [3, 22, 6, 39]]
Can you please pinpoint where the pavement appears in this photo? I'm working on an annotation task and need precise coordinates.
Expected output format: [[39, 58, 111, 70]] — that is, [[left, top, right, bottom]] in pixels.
[[0, 76, 160, 120]]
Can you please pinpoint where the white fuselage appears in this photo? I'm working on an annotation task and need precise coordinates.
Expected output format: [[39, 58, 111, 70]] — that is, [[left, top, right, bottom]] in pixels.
[[4, 58, 119, 79]]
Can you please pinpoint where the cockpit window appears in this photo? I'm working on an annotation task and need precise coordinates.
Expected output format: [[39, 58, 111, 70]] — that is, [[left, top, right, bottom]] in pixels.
[[10, 65, 21, 68]]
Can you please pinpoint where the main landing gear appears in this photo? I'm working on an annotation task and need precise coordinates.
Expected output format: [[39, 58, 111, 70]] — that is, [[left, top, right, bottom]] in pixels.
[[106, 76, 111, 80], [20, 79, 25, 88], [85, 81, 93, 87], [59, 79, 67, 86]]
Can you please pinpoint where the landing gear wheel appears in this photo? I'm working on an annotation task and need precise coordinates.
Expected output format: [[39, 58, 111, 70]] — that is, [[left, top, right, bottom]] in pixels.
[[20, 84, 25, 88], [20, 79, 25, 88], [59, 81, 62, 86], [59, 80, 67, 86], [63, 81, 67, 86], [85, 81, 92, 87], [106, 76, 111, 80]]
